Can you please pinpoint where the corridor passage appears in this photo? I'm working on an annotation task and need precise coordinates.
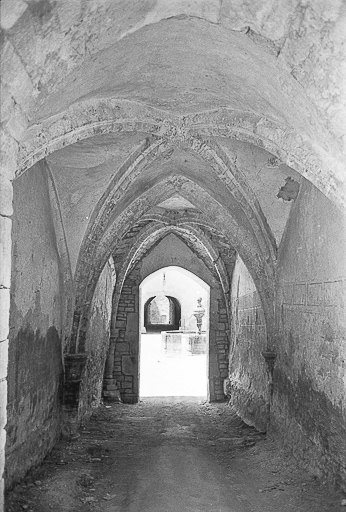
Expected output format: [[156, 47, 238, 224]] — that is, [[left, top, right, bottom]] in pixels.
[[6, 399, 343, 512]]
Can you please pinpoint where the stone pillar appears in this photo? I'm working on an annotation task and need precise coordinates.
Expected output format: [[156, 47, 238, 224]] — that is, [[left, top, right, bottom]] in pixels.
[[62, 353, 88, 439], [103, 334, 121, 403], [111, 265, 141, 404]]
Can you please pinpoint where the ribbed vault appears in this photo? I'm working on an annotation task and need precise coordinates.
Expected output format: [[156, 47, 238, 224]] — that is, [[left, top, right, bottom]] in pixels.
[[73, 133, 276, 275], [110, 220, 233, 334], [69, 167, 276, 355], [19, 101, 345, 210]]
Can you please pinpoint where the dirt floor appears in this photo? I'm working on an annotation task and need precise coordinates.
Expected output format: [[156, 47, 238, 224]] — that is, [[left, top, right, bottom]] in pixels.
[[5, 397, 345, 512]]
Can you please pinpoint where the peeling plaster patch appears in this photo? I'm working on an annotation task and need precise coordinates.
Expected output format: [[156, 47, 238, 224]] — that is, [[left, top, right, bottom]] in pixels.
[[28, 0, 54, 21], [277, 177, 300, 202], [266, 156, 282, 168], [321, 321, 335, 344], [241, 26, 280, 56]]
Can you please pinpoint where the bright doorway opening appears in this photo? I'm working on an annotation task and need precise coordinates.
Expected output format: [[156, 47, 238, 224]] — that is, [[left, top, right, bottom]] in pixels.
[[139, 267, 209, 398]]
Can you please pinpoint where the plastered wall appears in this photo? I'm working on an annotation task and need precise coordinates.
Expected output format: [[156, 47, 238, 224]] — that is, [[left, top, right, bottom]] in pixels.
[[273, 180, 346, 490], [6, 162, 63, 487], [226, 256, 269, 432]]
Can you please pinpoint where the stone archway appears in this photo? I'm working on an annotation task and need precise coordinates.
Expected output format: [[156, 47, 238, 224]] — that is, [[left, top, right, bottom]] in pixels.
[[139, 267, 209, 398], [108, 235, 229, 403], [18, 101, 345, 211], [71, 173, 275, 357], [144, 295, 181, 333]]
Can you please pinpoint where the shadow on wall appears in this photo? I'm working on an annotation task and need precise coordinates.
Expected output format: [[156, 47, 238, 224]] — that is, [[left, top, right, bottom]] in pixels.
[[6, 326, 63, 488]]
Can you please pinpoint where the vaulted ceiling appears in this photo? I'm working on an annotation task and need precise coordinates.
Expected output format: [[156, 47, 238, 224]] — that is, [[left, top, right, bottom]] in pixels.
[[3, 0, 345, 348]]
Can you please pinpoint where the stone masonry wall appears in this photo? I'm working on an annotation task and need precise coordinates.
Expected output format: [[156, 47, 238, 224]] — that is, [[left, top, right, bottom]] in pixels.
[[6, 162, 63, 488], [272, 180, 346, 490], [113, 265, 141, 404], [78, 259, 115, 421], [210, 293, 230, 402], [226, 256, 269, 432]]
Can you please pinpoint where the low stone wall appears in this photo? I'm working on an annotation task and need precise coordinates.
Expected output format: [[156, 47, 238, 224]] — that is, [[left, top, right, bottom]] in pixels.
[[162, 331, 207, 356]]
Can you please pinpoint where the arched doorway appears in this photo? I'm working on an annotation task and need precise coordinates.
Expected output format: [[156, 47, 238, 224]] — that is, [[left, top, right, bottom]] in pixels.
[[110, 234, 229, 404], [144, 295, 181, 332], [139, 267, 210, 399]]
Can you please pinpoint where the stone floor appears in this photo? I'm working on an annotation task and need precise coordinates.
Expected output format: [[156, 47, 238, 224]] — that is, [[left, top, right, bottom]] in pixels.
[[5, 398, 345, 512]]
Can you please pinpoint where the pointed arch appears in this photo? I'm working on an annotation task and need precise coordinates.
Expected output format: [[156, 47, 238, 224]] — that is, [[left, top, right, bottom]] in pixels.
[[18, 100, 345, 210], [70, 176, 275, 354]]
